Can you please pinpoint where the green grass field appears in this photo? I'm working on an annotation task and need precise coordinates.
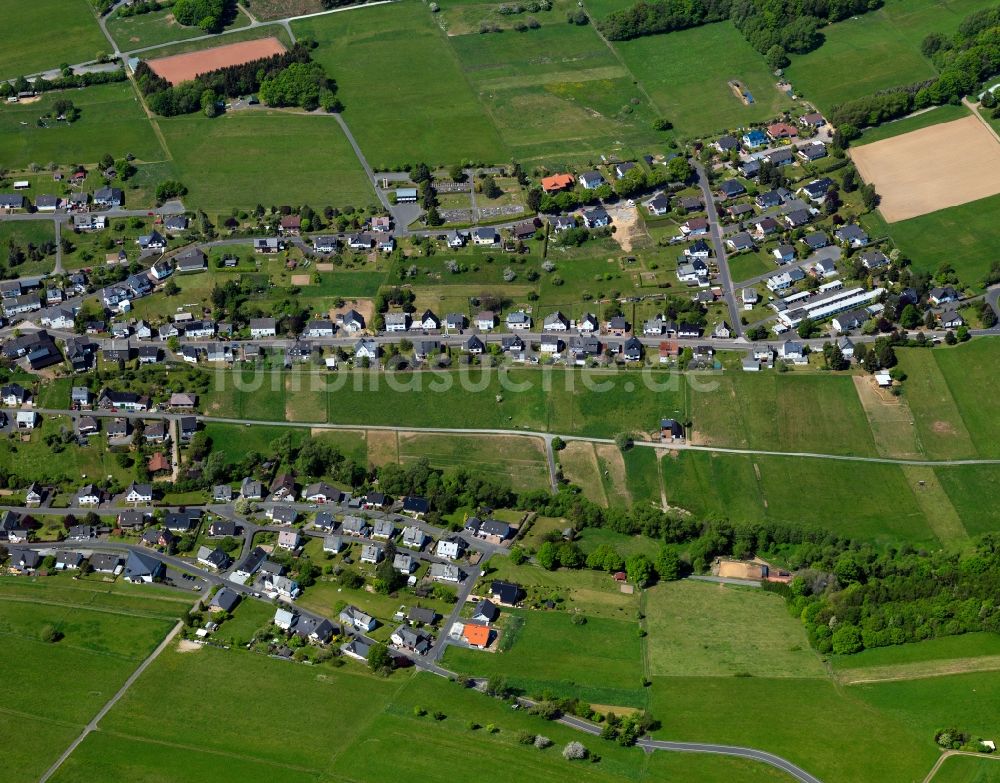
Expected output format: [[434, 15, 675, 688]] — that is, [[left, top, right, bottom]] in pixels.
[[0, 82, 165, 169], [854, 104, 970, 146], [398, 432, 551, 492], [201, 366, 686, 438], [930, 340, 1000, 456], [690, 372, 877, 456], [157, 111, 376, 211], [443, 610, 646, 706], [650, 676, 937, 783], [106, 5, 252, 52], [608, 21, 795, 138], [783, 0, 988, 113], [883, 192, 1000, 287], [295, 2, 508, 167], [0, 0, 107, 79], [930, 756, 1000, 783], [644, 581, 825, 678], [659, 450, 939, 544], [448, 20, 661, 164]]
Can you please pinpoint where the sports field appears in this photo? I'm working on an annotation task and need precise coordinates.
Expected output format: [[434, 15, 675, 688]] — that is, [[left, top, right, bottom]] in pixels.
[[146, 37, 287, 84], [0, 0, 107, 79], [0, 82, 166, 169], [156, 111, 376, 210], [852, 116, 1000, 222]]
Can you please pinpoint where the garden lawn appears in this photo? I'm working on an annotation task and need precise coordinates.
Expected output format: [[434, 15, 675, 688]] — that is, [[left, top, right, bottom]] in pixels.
[[49, 730, 322, 783], [0, 82, 165, 169], [157, 111, 375, 212], [0, 415, 136, 486], [609, 21, 794, 138], [650, 675, 936, 783], [884, 192, 1000, 287], [99, 644, 404, 770], [0, 0, 107, 79], [443, 610, 646, 706], [294, 2, 507, 167], [0, 222, 57, 277], [644, 581, 825, 678]]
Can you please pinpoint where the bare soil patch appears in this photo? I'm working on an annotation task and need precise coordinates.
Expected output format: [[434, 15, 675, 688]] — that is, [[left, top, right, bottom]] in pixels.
[[290, 274, 311, 286], [315, 263, 333, 272], [931, 420, 957, 434], [176, 639, 202, 653], [366, 429, 398, 465], [329, 298, 374, 329], [605, 204, 642, 252], [851, 115, 1000, 222], [146, 37, 287, 85]]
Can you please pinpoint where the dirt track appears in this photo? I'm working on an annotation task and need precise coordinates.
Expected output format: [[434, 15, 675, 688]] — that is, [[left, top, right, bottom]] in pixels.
[[851, 115, 1000, 222], [146, 37, 287, 85]]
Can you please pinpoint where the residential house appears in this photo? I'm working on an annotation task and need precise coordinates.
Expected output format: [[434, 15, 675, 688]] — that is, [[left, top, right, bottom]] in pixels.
[[472, 599, 500, 624], [267, 506, 298, 525], [391, 625, 432, 654], [928, 286, 959, 306], [491, 580, 521, 606], [175, 248, 207, 273], [240, 478, 263, 500], [506, 310, 531, 331], [436, 537, 465, 560], [249, 318, 277, 338], [278, 529, 301, 551], [727, 231, 755, 252], [582, 207, 610, 228], [430, 563, 461, 583], [401, 526, 427, 549], [124, 550, 164, 583], [578, 170, 605, 190], [339, 605, 377, 633], [341, 516, 370, 537], [540, 173, 575, 193], [472, 227, 499, 246], [270, 474, 297, 500]]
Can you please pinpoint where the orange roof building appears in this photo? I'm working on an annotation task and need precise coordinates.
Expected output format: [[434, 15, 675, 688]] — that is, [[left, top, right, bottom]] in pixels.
[[766, 122, 799, 140], [462, 622, 490, 648], [147, 452, 170, 474], [540, 173, 575, 193]]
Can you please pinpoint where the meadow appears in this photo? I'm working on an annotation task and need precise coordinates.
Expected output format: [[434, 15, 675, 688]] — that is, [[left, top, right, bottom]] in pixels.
[[294, 2, 508, 167], [931, 756, 1000, 783], [0, 222, 57, 277], [0, 0, 107, 79], [608, 22, 795, 138], [659, 450, 940, 545], [644, 581, 825, 678], [0, 82, 165, 169], [201, 366, 688, 438], [930, 340, 1000, 456], [157, 111, 376, 212], [649, 676, 938, 783], [106, 5, 252, 52], [443, 610, 646, 706], [782, 0, 988, 112], [447, 20, 662, 165]]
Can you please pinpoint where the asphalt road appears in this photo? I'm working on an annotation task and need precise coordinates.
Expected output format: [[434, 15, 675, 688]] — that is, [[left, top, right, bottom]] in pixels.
[[695, 161, 742, 338]]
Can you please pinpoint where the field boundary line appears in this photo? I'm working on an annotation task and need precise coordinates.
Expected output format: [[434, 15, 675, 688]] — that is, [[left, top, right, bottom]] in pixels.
[[96, 729, 326, 773], [922, 749, 1000, 783], [0, 594, 184, 622], [964, 97, 1000, 146], [39, 617, 186, 782], [0, 704, 81, 730]]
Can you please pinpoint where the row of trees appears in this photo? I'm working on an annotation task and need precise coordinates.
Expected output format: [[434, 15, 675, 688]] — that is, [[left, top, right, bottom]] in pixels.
[[0, 68, 127, 99], [597, 0, 880, 60], [832, 5, 1000, 134], [173, 0, 234, 33]]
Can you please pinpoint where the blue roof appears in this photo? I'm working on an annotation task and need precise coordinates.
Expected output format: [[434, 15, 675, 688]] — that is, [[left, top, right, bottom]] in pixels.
[[745, 130, 767, 142]]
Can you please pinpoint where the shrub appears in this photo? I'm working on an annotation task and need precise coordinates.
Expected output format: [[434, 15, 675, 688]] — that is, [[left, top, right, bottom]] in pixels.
[[534, 735, 552, 749], [562, 741, 589, 760]]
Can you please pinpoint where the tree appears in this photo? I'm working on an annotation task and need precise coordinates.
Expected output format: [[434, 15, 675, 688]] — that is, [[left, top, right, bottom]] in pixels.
[[39, 624, 63, 643], [164, 278, 180, 296], [481, 175, 502, 199], [797, 317, 820, 339], [765, 44, 789, 70], [586, 543, 624, 573], [625, 553, 654, 587], [99, 153, 114, 170], [899, 303, 922, 329], [655, 547, 681, 581], [537, 541, 559, 570], [367, 642, 394, 674], [861, 183, 880, 211], [562, 741, 589, 760], [614, 432, 634, 451], [831, 624, 863, 655], [665, 156, 691, 183], [155, 180, 188, 203]]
